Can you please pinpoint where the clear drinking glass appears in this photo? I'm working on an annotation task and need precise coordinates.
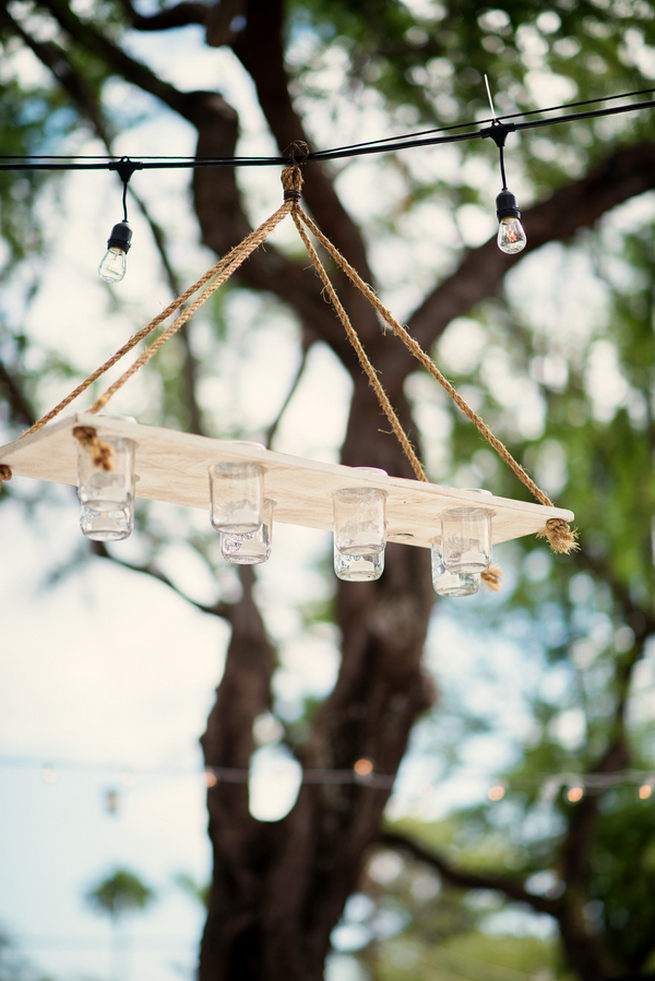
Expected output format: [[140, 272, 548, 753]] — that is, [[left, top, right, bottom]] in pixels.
[[333, 541, 385, 582], [209, 461, 264, 536], [440, 506, 492, 573], [430, 540, 479, 596], [220, 499, 274, 565], [77, 435, 135, 541]]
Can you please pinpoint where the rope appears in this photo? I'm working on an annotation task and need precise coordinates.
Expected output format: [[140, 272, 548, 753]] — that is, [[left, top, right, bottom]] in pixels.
[[0, 463, 11, 492], [293, 207, 577, 554], [72, 425, 113, 470], [290, 211, 426, 482], [537, 517, 579, 554], [481, 566, 504, 591]]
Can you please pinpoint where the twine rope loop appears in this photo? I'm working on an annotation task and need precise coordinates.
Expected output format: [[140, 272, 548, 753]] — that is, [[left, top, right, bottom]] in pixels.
[[537, 517, 579, 554], [72, 425, 114, 470], [481, 566, 504, 591]]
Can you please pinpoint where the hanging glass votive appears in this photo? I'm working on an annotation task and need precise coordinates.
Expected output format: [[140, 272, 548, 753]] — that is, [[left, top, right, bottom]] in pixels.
[[209, 461, 264, 536], [220, 498, 274, 565], [77, 433, 135, 541], [430, 539, 479, 596], [333, 483, 386, 582], [440, 499, 492, 574]]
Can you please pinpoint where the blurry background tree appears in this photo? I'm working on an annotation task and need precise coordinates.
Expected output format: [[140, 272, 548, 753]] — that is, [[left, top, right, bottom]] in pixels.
[[0, 926, 54, 981], [0, 2, 654, 980], [85, 867, 156, 981]]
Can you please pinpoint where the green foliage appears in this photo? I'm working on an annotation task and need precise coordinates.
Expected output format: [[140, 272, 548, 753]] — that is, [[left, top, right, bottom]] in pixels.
[[173, 870, 210, 909], [289, 0, 654, 123], [589, 792, 655, 970], [85, 866, 156, 923], [366, 929, 570, 981], [351, 816, 571, 979]]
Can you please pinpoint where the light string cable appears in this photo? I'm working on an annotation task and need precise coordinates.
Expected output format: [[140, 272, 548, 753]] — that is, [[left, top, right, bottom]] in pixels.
[[1, 87, 654, 172], [1, 754, 654, 798]]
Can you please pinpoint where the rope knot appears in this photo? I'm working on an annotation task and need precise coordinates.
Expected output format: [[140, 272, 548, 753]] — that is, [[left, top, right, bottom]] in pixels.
[[284, 140, 309, 166], [481, 565, 504, 591], [0, 463, 12, 490], [73, 425, 114, 471], [537, 517, 579, 554], [282, 163, 303, 203]]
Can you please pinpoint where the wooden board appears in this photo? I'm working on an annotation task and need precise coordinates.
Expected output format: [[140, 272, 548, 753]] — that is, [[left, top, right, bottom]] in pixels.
[[0, 414, 574, 548]]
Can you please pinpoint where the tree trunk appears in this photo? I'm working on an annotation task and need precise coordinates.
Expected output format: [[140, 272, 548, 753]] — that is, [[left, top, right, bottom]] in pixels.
[[199, 386, 435, 980]]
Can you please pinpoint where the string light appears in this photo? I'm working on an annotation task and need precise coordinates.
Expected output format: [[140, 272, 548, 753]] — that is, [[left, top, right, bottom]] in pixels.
[[495, 183, 527, 255], [480, 76, 527, 256], [98, 221, 132, 283], [104, 787, 119, 815], [353, 757, 375, 778], [98, 159, 140, 284], [203, 769, 218, 788], [488, 783, 507, 801], [5, 755, 653, 800]]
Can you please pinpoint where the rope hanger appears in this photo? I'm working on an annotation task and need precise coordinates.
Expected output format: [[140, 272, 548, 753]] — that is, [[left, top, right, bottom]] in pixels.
[[0, 158, 577, 555]]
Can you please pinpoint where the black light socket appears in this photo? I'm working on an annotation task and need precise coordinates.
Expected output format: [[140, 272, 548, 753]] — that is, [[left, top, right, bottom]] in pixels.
[[495, 189, 521, 221], [107, 220, 133, 252]]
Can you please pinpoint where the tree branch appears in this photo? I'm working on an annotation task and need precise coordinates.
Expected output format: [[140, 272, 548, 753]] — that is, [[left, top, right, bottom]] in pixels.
[[264, 334, 313, 448], [89, 540, 231, 619], [115, 0, 210, 32], [128, 189, 207, 435], [232, 0, 386, 367], [30, 0, 211, 124], [233, 0, 375, 284], [0, 8, 112, 141], [377, 828, 561, 918], [190, 97, 361, 370], [380, 815, 639, 980], [0, 359, 36, 429], [388, 141, 655, 392], [577, 550, 655, 640]]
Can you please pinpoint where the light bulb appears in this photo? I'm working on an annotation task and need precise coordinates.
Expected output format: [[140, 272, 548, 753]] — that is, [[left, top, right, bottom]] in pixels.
[[98, 220, 132, 283], [497, 217, 527, 254], [495, 189, 527, 255]]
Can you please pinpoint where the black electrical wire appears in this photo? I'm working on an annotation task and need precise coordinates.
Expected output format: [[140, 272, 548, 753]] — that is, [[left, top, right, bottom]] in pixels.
[[302, 85, 655, 155], [0, 88, 653, 172]]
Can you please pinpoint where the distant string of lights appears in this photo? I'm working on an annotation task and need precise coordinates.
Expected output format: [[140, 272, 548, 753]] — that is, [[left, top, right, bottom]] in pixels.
[[0, 87, 654, 278], [2, 755, 653, 806]]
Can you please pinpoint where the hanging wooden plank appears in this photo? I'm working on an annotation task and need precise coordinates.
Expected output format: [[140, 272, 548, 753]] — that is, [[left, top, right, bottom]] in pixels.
[[0, 414, 573, 548]]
